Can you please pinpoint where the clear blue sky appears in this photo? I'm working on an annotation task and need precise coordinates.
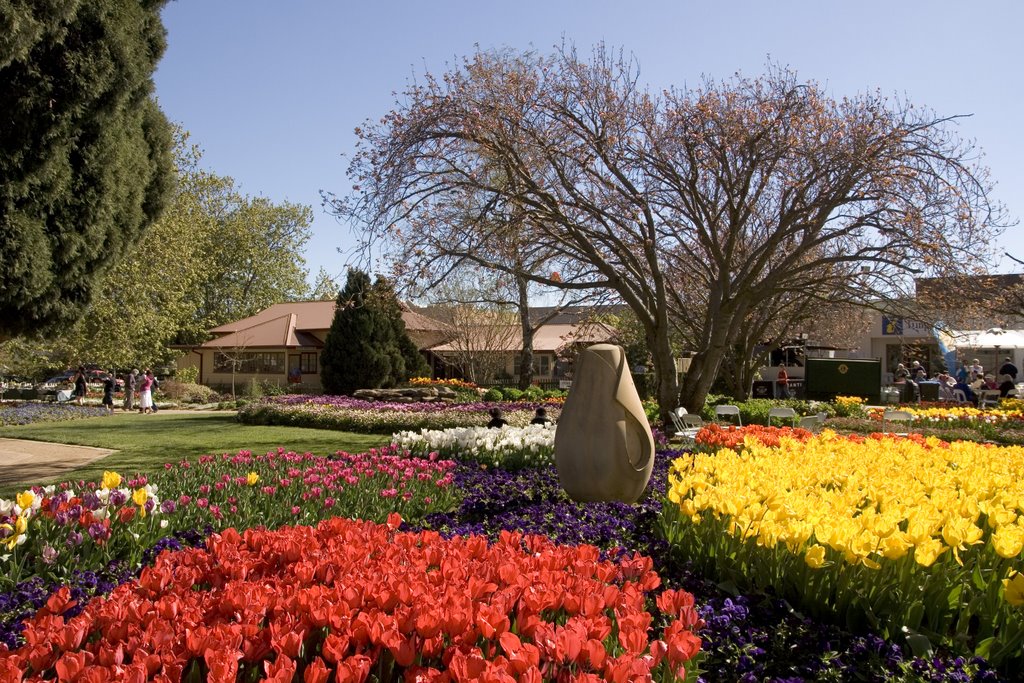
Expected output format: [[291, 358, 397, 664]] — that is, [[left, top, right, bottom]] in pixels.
[[154, 1, 1023, 286]]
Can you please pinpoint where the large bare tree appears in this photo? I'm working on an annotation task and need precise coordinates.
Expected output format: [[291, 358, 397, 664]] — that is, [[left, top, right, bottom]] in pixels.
[[334, 45, 1005, 417], [424, 273, 520, 383], [341, 152, 595, 389], [424, 264, 597, 389]]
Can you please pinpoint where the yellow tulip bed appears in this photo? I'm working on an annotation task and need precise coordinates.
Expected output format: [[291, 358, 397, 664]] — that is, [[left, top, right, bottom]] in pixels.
[[664, 429, 1024, 666], [866, 405, 1024, 426]]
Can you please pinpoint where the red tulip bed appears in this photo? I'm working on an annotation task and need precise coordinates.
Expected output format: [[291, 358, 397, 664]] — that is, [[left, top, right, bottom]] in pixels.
[[1, 516, 700, 682], [0, 444, 704, 682], [0, 447, 461, 593]]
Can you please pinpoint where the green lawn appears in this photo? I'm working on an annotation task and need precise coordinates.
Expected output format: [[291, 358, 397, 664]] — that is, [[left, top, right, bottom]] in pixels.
[[0, 412, 388, 496]]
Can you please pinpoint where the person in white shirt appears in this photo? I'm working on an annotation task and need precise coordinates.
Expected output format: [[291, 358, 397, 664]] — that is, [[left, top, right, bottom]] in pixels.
[[969, 358, 984, 379]]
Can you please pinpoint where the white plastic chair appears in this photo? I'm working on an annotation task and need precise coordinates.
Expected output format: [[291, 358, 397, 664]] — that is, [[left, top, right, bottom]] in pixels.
[[669, 408, 704, 442], [797, 414, 823, 432], [680, 413, 704, 429], [714, 404, 742, 426], [978, 390, 1001, 409], [668, 409, 688, 436], [952, 388, 968, 403], [881, 409, 914, 434], [767, 406, 798, 427]]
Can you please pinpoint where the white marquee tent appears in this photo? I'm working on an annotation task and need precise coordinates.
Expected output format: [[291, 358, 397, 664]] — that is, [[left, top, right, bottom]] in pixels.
[[945, 328, 1024, 350]]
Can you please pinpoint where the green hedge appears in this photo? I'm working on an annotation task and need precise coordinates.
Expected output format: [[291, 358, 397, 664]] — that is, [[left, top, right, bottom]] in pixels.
[[698, 396, 837, 425], [482, 386, 567, 402], [237, 401, 560, 434]]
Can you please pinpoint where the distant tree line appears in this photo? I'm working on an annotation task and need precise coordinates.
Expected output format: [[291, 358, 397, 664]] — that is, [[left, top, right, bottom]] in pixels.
[[0, 130, 317, 375]]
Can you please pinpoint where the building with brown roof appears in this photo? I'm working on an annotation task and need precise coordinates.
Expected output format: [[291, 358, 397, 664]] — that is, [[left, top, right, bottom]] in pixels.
[[176, 300, 449, 392], [177, 301, 617, 392], [427, 321, 617, 384]]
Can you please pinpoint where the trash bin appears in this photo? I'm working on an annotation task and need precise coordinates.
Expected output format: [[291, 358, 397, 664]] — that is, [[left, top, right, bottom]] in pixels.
[[898, 382, 915, 403], [752, 381, 773, 399], [918, 381, 939, 402]]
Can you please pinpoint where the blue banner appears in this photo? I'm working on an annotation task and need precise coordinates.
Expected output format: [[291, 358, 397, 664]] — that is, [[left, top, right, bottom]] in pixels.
[[882, 316, 903, 336]]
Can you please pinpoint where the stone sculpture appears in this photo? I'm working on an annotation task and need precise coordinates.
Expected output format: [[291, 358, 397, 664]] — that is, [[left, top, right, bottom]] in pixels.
[[553, 343, 654, 503]]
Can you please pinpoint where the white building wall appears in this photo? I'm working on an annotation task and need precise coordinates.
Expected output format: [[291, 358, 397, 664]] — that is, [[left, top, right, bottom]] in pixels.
[[846, 311, 1024, 384]]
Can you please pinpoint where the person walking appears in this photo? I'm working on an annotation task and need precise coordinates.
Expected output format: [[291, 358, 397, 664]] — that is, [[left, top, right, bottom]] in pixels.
[[101, 371, 116, 414], [776, 366, 790, 399], [150, 373, 160, 413], [73, 366, 87, 405], [138, 369, 155, 415], [123, 369, 138, 411]]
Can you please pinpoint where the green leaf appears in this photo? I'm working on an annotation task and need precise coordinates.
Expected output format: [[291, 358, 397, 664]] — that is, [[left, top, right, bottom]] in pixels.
[[905, 600, 925, 631], [901, 626, 933, 658], [974, 636, 995, 659], [947, 583, 963, 611]]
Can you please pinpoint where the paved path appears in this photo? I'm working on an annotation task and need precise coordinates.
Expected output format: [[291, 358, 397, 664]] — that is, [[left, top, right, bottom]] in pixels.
[[0, 438, 115, 489]]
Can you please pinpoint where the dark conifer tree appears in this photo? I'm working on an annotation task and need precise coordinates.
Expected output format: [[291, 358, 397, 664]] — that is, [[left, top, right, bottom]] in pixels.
[[321, 270, 426, 394], [372, 277, 430, 380], [0, 0, 175, 339], [398, 331, 430, 379]]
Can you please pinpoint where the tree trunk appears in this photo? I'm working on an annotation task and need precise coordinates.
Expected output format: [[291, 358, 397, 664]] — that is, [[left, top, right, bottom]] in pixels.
[[721, 344, 751, 401], [735, 360, 758, 401], [646, 322, 679, 424], [515, 276, 534, 390], [679, 320, 735, 414]]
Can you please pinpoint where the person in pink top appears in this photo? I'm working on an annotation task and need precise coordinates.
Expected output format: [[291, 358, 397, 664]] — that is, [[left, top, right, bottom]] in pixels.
[[138, 369, 155, 414]]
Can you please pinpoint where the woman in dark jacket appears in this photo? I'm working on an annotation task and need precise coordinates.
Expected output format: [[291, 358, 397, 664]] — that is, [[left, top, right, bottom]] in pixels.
[[73, 366, 87, 405], [101, 371, 116, 414]]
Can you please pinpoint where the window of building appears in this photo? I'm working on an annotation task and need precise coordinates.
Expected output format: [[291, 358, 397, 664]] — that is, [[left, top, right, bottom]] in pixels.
[[213, 352, 284, 373], [513, 353, 552, 377], [300, 352, 318, 374]]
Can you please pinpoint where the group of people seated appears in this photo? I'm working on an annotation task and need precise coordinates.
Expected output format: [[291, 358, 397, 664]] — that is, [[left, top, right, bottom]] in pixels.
[[894, 356, 1019, 405], [486, 406, 552, 428]]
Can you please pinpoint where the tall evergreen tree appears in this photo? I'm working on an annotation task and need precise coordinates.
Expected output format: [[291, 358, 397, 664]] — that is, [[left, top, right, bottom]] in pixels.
[[373, 276, 430, 380], [320, 270, 426, 394], [320, 270, 387, 394], [398, 330, 430, 379], [0, 0, 175, 340]]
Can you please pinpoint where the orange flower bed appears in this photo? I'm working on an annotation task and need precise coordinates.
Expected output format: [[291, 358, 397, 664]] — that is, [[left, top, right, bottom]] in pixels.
[[695, 424, 945, 451], [0, 514, 702, 682], [694, 424, 814, 450]]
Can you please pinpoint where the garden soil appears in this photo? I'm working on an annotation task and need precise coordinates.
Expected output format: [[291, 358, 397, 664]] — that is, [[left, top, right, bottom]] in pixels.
[[0, 438, 114, 488]]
